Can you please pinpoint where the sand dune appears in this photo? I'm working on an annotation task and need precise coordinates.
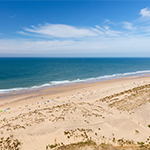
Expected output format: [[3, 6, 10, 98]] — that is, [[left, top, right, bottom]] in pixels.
[[0, 76, 150, 149]]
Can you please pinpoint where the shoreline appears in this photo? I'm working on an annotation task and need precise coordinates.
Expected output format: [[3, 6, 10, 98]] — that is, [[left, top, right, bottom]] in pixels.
[[0, 75, 142, 107], [1, 69, 150, 96], [1, 74, 150, 149], [0, 74, 149, 110]]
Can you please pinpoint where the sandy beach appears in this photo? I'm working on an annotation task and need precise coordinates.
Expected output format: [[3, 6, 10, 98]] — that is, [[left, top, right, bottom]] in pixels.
[[1, 75, 150, 149]]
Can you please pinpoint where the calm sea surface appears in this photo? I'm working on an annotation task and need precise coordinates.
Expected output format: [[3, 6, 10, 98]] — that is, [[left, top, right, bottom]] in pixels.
[[1, 58, 150, 93]]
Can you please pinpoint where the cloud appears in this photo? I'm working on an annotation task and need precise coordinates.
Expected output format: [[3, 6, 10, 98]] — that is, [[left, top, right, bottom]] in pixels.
[[136, 7, 150, 23], [19, 23, 123, 39], [22, 23, 99, 38], [17, 31, 29, 35], [140, 7, 150, 17], [1, 35, 150, 57], [123, 22, 136, 30], [3, 7, 150, 57], [95, 25, 122, 37], [104, 19, 116, 25]]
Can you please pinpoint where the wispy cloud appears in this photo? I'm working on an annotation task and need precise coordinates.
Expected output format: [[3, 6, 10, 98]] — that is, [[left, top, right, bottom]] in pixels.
[[123, 22, 136, 30], [2, 7, 150, 57], [16, 7, 150, 42], [19, 23, 122, 39], [22, 23, 99, 38], [95, 25, 122, 37], [104, 19, 116, 25]]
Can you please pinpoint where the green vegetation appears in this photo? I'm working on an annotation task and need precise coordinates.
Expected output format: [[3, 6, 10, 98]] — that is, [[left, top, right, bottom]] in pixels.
[[45, 137, 150, 150], [46, 140, 96, 150], [45, 141, 150, 150], [46, 143, 57, 149]]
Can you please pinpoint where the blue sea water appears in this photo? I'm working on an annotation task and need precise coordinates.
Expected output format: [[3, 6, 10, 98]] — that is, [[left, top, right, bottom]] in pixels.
[[1, 57, 150, 93]]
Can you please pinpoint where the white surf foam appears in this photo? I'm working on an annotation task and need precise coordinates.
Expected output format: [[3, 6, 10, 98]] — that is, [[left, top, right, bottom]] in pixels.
[[1, 70, 150, 94]]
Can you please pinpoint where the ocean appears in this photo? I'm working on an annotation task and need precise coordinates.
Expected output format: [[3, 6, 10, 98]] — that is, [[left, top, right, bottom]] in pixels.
[[0, 57, 150, 93]]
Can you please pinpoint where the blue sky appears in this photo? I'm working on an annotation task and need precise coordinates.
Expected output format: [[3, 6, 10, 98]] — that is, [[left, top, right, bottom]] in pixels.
[[1, 1, 150, 57]]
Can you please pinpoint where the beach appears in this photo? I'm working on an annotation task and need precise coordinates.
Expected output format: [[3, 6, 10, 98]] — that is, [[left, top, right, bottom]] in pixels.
[[0, 75, 150, 149], [1, 0, 150, 149]]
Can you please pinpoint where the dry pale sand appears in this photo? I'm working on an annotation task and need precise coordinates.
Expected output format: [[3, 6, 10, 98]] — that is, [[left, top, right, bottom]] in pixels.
[[0, 75, 150, 149]]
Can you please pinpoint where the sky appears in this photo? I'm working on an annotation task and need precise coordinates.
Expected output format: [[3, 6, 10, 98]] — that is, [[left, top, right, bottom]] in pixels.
[[1, 1, 150, 57]]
